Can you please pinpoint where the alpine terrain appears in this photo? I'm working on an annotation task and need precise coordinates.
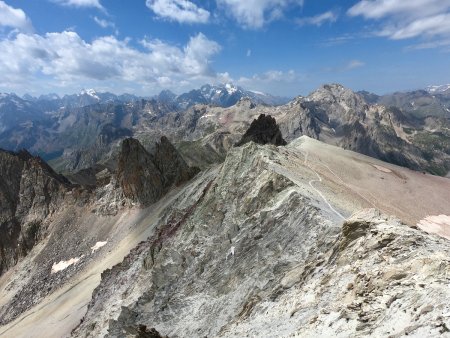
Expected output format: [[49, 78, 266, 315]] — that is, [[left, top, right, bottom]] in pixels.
[[2, 0, 450, 336], [1, 82, 450, 337]]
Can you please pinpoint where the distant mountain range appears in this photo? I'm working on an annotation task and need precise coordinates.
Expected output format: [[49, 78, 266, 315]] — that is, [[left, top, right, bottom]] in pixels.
[[8, 83, 289, 111], [1, 83, 450, 177], [358, 84, 450, 118], [0, 83, 289, 163], [426, 84, 450, 94]]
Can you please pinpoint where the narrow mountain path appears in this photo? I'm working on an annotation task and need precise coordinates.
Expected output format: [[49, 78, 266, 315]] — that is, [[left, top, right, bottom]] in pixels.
[[267, 147, 347, 222], [301, 151, 346, 220]]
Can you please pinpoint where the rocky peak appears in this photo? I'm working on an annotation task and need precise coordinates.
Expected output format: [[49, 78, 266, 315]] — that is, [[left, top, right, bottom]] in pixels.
[[236, 114, 287, 147], [115, 138, 165, 206], [153, 136, 199, 187], [157, 89, 176, 103], [305, 83, 368, 126], [310, 83, 356, 99], [235, 97, 256, 109], [115, 137, 198, 206]]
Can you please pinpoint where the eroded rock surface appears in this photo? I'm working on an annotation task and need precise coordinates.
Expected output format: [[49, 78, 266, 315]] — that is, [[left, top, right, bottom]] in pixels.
[[116, 138, 165, 205], [115, 137, 199, 206], [0, 149, 70, 275], [72, 141, 450, 338]]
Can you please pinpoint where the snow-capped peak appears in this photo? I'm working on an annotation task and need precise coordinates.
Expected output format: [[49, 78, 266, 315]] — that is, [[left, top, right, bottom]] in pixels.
[[80, 88, 100, 100], [225, 83, 238, 95], [426, 84, 450, 93]]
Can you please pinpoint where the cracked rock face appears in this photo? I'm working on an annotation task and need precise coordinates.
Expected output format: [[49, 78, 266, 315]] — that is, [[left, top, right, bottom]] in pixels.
[[115, 137, 199, 206], [0, 149, 70, 276], [72, 142, 339, 337], [116, 138, 165, 206]]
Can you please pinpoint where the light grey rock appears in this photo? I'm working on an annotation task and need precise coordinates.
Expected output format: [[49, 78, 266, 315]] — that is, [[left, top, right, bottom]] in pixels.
[[72, 142, 450, 338]]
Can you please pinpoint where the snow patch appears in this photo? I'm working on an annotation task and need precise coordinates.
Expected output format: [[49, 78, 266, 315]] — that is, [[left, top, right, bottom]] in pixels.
[[225, 83, 238, 95], [199, 113, 214, 119], [418, 215, 450, 240], [427, 84, 450, 93], [80, 89, 100, 100], [51, 256, 82, 274], [226, 246, 235, 260], [91, 241, 107, 254]]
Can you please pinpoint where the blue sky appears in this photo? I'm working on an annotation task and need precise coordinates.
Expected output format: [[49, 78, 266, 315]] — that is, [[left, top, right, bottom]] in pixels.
[[0, 0, 450, 97]]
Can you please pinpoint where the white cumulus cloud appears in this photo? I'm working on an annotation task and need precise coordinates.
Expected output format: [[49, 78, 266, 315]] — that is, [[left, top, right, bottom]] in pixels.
[[0, 31, 221, 94], [146, 0, 210, 24], [235, 69, 300, 95], [0, 1, 33, 32], [217, 0, 304, 29], [93, 16, 113, 28]]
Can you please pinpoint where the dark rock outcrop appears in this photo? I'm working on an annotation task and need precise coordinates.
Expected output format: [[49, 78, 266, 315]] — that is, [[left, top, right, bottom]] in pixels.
[[116, 138, 165, 205], [153, 136, 199, 186], [236, 114, 287, 147], [115, 137, 199, 205], [0, 149, 70, 275]]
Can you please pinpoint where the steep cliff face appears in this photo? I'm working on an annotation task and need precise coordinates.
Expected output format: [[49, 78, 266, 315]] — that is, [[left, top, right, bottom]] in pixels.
[[235, 114, 287, 146], [115, 137, 199, 206], [0, 136, 200, 328], [116, 138, 165, 206], [153, 136, 199, 186], [0, 149, 70, 275]]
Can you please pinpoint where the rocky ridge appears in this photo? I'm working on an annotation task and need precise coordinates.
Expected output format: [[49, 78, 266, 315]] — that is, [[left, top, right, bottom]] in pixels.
[[72, 139, 450, 338], [1, 134, 450, 337], [115, 137, 199, 206], [0, 148, 70, 275], [0, 135, 199, 327]]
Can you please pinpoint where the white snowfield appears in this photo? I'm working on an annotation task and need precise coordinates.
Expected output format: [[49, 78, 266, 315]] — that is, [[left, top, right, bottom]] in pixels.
[[51, 257, 82, 274], [91, 241, 107, 254], [418, 215, 450, 240]]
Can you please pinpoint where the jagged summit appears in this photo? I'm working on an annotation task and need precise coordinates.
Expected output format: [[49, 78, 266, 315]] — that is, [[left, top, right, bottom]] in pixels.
[[115, 137, 198, 206], [153, 136, 200, 186], [236, 114, 287, 147], [116, 138, 165, 205]]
